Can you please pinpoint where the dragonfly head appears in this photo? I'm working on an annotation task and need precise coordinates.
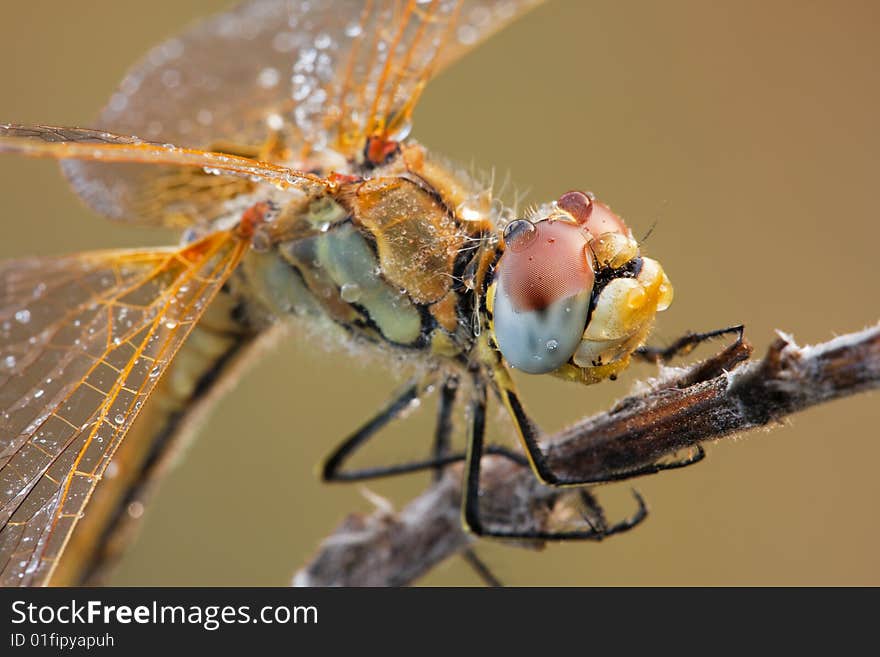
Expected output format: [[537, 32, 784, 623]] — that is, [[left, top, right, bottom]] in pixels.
[[487, 191, 673, 382]]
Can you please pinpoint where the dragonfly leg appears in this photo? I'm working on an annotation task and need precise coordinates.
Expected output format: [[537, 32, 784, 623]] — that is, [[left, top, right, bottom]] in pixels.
[[460, 549, 503, 587], [634, 324, 744, 364], [321, 378, 427, 482], [491, 359, 706, 487], [431, 377, 459, 484], [461, 382, 648, 540], [321, 377, 527, 483], [429, 376, 505, 587]]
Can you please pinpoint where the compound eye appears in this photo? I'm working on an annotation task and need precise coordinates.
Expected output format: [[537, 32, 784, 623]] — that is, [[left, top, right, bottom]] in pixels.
[[583, 201, 631, 238], [492, 220, 594, 374]]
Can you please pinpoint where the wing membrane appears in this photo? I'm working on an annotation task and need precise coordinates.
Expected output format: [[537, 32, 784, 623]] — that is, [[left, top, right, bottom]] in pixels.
[[0, 230, 248, 586], [0, 124, 328, 227], [61, 0, 543, 224]]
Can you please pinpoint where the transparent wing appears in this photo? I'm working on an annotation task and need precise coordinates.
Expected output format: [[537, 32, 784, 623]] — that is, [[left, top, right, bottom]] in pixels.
[[62, 0, 544, 224], [0, 124, 329, 228], [0, 230, 248, 586]]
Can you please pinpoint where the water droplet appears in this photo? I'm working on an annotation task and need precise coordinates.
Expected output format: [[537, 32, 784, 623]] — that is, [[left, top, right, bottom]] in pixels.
[[340, 283, 362, 303], [456, 192, 490, 222], [149, 366, 161, 378], [314, 33, 332, 49], [546, 339, 559, 352], [272, 31, 297, 53], [14, 309, 30, 324], [165, 319, 178, 329], [266, 113, 284, 131], [161, 68, 181, 89], [457, 24, 479, 45], [196, 109, 213, 126], [34, 389, 44, 399], [386, 118, 412, 142], [114, 414, 125, 425], [3, 355, 15, 369], [257, 67, 280, 88], [503, 220, 538, 252]]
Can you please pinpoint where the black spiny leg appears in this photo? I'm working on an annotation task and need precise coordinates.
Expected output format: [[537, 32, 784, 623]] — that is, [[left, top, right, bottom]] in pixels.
[[497, 379, 704, 487], [462, 380, 648, 540], [576, 489, 648, 540], [430, 376, 503, 587], [431, 377, 459, 484], [321, 379, 427, 482], [322, 378, 528, 483], [460, 550, 503, 587], [635, 324, 744, 364]]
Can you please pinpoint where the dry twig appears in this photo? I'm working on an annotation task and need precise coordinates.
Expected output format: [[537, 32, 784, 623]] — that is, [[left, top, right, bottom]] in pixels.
[[293, 324, 880, 586]]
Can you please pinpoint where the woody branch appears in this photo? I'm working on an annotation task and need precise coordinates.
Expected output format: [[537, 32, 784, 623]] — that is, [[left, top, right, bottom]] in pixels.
[[293, 323, 880, 587]]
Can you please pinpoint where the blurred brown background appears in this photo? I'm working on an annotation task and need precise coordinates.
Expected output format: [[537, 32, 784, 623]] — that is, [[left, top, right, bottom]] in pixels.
[[1, 0, 878, 586]]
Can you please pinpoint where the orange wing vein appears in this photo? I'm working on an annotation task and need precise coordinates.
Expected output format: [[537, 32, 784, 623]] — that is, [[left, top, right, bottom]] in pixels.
[[57, 0, 543, 225], [0, 230, 248, 586]]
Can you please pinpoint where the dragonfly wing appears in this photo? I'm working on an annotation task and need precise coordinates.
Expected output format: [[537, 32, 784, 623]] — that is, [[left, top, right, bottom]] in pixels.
[[0, 124, 329, 229], [62, 0, 544, 224], [0, 230, 247, 586]]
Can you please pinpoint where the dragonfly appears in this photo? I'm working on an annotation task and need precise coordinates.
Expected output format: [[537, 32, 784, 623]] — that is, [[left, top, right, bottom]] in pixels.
[[0, 0, 716, 587]]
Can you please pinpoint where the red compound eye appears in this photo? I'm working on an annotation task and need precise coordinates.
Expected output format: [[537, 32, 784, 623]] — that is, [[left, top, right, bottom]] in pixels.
[[498, 219, 594, 312], [584, 201, 630, 238]]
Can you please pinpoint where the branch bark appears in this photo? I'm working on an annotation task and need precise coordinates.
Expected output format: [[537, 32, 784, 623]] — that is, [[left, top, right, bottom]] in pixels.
[[292, 324, 880, 586]]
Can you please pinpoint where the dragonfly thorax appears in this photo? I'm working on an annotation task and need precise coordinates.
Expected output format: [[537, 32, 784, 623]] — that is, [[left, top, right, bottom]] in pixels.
[[235, 146, 500, 368]]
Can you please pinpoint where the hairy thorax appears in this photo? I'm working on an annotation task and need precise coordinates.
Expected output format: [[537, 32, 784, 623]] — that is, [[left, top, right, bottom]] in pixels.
[[229, 141, 502, 369]]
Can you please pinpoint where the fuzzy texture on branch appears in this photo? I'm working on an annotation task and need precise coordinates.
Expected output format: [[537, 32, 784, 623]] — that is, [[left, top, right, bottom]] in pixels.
[[293, 324, 880, 587]]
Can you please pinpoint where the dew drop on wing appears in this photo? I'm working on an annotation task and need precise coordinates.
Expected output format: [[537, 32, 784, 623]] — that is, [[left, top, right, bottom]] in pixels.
[[254, 67, 279, 91], [340, 283, 362, 303]]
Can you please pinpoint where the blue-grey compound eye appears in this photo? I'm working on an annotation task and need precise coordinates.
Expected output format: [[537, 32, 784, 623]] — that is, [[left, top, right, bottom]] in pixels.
[[492, 219, 595, 374]]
